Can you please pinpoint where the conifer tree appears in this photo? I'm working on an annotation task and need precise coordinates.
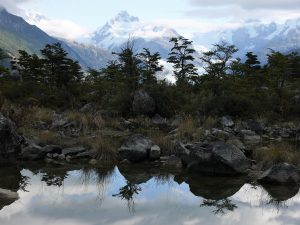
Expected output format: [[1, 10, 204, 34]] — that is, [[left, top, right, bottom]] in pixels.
[[167, 36, 197, 85]]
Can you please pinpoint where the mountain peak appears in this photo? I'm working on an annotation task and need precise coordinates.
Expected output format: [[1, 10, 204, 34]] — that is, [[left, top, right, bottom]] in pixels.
[[111, 11, 139, 23]]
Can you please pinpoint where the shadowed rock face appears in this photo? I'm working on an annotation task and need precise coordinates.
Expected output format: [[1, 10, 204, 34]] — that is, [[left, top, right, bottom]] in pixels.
[[185, 175, 247, 200], [258, 163, 300, 185], [0, 113, 23, 163], [179, 142, 251, 176]]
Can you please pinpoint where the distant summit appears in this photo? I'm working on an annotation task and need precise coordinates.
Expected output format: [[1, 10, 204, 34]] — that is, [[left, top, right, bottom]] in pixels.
[[90, 11, 180, 58]]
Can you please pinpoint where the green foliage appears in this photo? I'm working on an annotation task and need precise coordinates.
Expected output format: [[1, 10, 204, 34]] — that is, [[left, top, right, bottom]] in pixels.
[[1, 39, 300, 121]]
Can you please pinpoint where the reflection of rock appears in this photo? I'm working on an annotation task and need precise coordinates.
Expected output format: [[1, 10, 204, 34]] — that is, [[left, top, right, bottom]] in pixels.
[[186, 175, 246, 200], [261, 184, 300, 201], [0, 166, 22, 210], [118, 164, 153, 184], [0, 188, 19, 210]]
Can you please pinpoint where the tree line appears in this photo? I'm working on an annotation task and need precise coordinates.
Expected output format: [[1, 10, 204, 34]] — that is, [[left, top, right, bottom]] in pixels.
[[0, 37, 300, 120]]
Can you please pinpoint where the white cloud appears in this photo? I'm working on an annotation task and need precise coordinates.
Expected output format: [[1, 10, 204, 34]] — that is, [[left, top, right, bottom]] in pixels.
[[25, 10, 90, 40], [185, 0, 300, 23], [188, 0, 300, 10], [0, 0, 35, 14]]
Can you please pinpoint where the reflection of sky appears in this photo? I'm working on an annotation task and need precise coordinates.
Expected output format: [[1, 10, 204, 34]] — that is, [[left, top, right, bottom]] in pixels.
[[0, 168, 300, 225]]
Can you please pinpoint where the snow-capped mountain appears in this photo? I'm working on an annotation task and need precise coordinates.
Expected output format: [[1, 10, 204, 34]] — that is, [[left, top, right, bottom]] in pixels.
[[0, 8, 113, 69], [193, 18, 300, 63], [89, 11, 180, 58]]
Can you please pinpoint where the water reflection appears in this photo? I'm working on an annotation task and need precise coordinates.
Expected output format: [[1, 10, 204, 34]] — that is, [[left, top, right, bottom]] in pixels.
[[0, 163, 299, 225], [200, 199, 237, 215], [113, 182, 142, 214]]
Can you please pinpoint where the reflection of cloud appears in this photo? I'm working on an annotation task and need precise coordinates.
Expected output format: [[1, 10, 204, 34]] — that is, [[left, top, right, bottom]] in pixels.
[[0, 169, 300, 225]]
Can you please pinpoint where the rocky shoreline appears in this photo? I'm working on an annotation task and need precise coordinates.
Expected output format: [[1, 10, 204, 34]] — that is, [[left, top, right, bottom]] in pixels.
[[1, 108, 300, 190]]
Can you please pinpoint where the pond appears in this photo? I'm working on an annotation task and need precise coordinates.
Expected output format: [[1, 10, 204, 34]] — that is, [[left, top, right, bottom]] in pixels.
[[0, 163, 300, 225]]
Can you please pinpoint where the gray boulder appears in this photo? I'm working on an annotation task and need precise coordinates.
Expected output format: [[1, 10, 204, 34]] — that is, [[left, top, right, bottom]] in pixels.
[[149, 145, 161, 160], [79, 103, 97, 114], [118, 134, 154, 162], [179, 142, 251, 175], [0, 113, 23, 162], [21, 143, 44, 160], [239, 130, 261, 146], [132, 90, 155, 115], [258, 163, 300, 184], [62, 146, 86, 156], [221, 116, 234, 128], [51, 113, 69, 129]]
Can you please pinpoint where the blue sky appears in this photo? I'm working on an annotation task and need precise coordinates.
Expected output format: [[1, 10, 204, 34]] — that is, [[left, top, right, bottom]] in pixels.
[[23, 0, 190, 29], [1, 0, 300, 40]]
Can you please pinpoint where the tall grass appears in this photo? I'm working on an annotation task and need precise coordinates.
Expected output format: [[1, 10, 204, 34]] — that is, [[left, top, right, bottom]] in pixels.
[[254, 142, 300, 168]]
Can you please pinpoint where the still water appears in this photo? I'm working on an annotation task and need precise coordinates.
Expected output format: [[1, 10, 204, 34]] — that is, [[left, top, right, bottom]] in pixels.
[[0, 163, 300, 225]]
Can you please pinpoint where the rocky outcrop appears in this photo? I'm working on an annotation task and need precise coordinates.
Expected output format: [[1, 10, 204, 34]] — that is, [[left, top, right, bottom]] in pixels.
[[118, 134, 159, 162], [258, 163, 300, 184], [0, 113, 23, 162], [132, 90, 155, 115], [177, 141, 251, 175]]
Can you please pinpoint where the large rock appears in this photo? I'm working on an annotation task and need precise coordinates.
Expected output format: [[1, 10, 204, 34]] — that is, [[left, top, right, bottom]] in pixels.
[[179, 141, 251, 175], [62, 146, 86, 156], [118, 134, 154, 162], [258, 163, 300, 184], [239, 130, 261, 146], [132, 90, 155, 115], [221, 116, 234, 128], [21, 143, 44, 160], [0, 113, 23, 162], [79, 103, 98, 114], [149, 145, 161, 160]]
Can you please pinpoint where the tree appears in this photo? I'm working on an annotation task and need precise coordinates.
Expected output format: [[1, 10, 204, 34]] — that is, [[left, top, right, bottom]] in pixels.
[[112, 40, 141, 89], [245, 52, 261, 71], [139, 48, 163, 84], [18, 50, 44, 82], [41, 43, 82, 88], [167, 36, 198, 85], [200, 41, 238, 78]]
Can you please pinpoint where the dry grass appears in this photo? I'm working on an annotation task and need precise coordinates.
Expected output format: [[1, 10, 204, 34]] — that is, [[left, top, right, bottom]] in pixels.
[[177, 116, 204, 141], [148, 130, 175, 155], [201, 116, 217, 130], [19, 127, 61, 146], [254, 142, 300, 168], [78, 134, 118, 162], [65, 111, 105, 134]]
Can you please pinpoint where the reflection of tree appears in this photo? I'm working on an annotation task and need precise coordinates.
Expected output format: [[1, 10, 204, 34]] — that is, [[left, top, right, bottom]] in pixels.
[[80, 166, 115, 205], [200, 198, 237, 215], [19, 175, 30, 192], [112, 181, 142, 214], [266, 199, 288, 212], [41, 174, 68, 187]]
